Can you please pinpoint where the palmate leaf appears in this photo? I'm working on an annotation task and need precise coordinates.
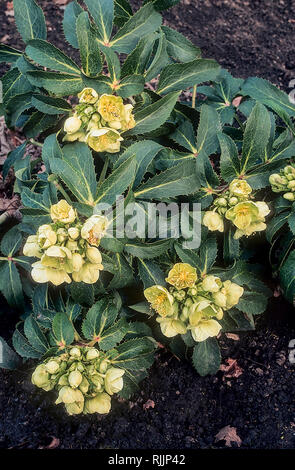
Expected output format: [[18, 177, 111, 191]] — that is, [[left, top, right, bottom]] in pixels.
[[192, 338, 221, 376], [195, 104, 222, 159], [12, 327, 42, 359], [52, 313, 75, 347], [1, 67, 34, 106], [124, 239, 172, 259], [50, 142, 97, 206], [26, 39, 80, 75], [24, 315, 49, 354], [127, 91, 180, 135], [162, 26, 201, 62], [13, 0, 47, 44], [84, 0, 114, 43], [134, 160, 198, 200], [76, 12, 103, 77], [99, 318, 129, 351], [157, 59, 220, 95], [121, 33, 157, 77], [218, 132, 241, 182], [110, 3, 162, 54], [116, 75, 145, 98]]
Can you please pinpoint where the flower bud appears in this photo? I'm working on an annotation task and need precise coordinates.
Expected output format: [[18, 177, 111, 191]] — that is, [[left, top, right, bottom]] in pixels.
[[86, 348, 100, 360], [187, 287, 198, 296], [283, 192, 295, 201], [69, 347, 81, 358], [99, 359, 109, 374], [201, 275, 222, 293], [203, 211, 224, 232], [45, 360, 60, 374], [104, 368, 125, 395], [84, 392, 111, 414], [64, 116, 82, 134], [68, 370, 83, 388], [86, 246, 102, 264], [215, 197, 228, 207], [212, 291, 227, 308], [173, 290, 186, 301], [68, 227, 80, 240], [32, 364, 50, 389], [229, 197, 239, 206]]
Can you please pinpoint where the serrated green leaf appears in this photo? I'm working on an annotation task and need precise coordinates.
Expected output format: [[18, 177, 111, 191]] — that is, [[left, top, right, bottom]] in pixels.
[[266, 212, 289, 243], [14, 0, 47, 44], [82, 299, 119, 340], [121, 33, 156, 77], [116, 74, 145, 98], [99, 318, 128, 351], [199, 235, 217, 274], [241, 76, 295, 117], [95, 154, 136, 206], [170, 119, 197, 153], [5, 92, 34, 128], [26, 39, 80, 75], [134, 160, 197, 199], [110, 3, 162, 54], [12, 327, 41, 359], [108, 253, 134, 289], [0, 261, 24, 308], [124, 239, 172, 259], [2, 143, 26, 181], [1, 226, 22, 257], [70, 282, 95, 307], [23, 112, 57, 138], [192, 338, 221, 376], [27, 71, 83, 96], [174, 243, 202, 271], [119, 368, 147, 399], [85, 0, 114, 43], [2, 67, 34, 105], [137, 259, 166, 288], [127, 91, 179, 135], [196, 104, 221, 158], [52, 313, 75, 347], [63, 1, 84, 48], [51, 142, 97, 205], [240, 102, 271, 173], [24, 315, 49, 354], [218, 132, 241, 182], [42, 134, 63, 173], [162, 25, 200, 62], [110, 337, 155, 370], [145, 31, 169, 82], [0, 44, 22, 63], [236, 292, 268, 315], [31, 94, 72, 115], [0, 337, 20, 370], [223, 226, 240, 264], [77, 11, 103, 77], [157, 59, 220, 95]]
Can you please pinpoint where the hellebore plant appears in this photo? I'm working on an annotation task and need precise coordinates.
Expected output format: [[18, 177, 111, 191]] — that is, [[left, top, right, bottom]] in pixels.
[[0, 0, 295, 411]]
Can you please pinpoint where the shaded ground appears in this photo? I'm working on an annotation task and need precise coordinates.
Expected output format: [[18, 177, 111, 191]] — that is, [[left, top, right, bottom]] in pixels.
[[0, 0, 295, 450], [0, 296, 295, 449], [1, 0, 294, 89]]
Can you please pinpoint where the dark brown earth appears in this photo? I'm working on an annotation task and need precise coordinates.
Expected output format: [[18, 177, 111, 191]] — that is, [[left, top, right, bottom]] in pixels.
[[0, 0, 295, 450]]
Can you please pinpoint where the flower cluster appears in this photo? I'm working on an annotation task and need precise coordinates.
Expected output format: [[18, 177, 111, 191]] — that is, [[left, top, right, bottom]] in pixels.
[[63, 88, 136, 153], [269, 164, 295, 201], [144, 263, 244, 342], [32, 346, 124, 415], [203, 179, 270, 239], [23, 200, 108, 285]]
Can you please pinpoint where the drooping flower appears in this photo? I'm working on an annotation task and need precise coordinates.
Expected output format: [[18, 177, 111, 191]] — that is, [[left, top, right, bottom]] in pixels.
[[226, 201, 270, 239], [64, 115, 82, 134], [50, 200, 76, 224], [144, 285, 174, 317], [81, 215, 108, 246], [72, 261, 103, 284], [190, 319, 222, 342], [203, 211, 224, 232], [37, 225, 57, 249], [104, 368, 125, 395], [86, 127, 123, 153], [229, 179, 252, 198], [156, 317, 187, 338], [23, 235, 42, 258], [84, 392, 111, 415], [166, 263, 198, 290]]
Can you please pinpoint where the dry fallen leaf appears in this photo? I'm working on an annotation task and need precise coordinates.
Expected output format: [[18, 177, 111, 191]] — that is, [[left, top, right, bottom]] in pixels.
[[215, 426, 242, 447], [143, 399, 155, 410], [39, 437, 60, 449], [225, 333, 240, 341], [220, 358, 243, 379]]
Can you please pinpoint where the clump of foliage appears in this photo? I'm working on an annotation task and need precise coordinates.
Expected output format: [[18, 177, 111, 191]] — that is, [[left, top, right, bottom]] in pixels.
[[0, 0, 295, 413]]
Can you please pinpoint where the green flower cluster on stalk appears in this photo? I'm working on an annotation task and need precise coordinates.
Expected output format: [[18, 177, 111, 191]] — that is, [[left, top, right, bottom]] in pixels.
[[23, 200, 108, 285], [203, 179, 270, 239], [144, 263, 244, 342], [32, 346, 124, 415], [63, 88, 135, 153], [269, 164, 295, 201]]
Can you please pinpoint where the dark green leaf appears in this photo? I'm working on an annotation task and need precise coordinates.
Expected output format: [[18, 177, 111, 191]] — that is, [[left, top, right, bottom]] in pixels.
[[192, 338, 221, 376]]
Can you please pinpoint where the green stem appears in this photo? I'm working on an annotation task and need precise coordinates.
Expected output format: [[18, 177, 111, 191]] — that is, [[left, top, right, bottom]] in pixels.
[[53, 181, 72, 204], [98, 156, 109, 186], [30, 139, 43, 148], [192, 85, 197, 109]]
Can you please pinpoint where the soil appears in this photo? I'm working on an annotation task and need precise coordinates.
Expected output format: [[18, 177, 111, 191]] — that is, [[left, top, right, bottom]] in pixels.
[[0, 0, 295, 451]]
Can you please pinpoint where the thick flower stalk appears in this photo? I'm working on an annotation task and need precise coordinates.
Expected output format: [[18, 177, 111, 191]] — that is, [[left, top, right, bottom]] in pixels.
[[269, 164, 295, 201], [144, 263, 244, 342], [202, 179, 270, 239], [63, 88, 135, 153], [23, 200, 108, 285], [31, 346, 124, 416]]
